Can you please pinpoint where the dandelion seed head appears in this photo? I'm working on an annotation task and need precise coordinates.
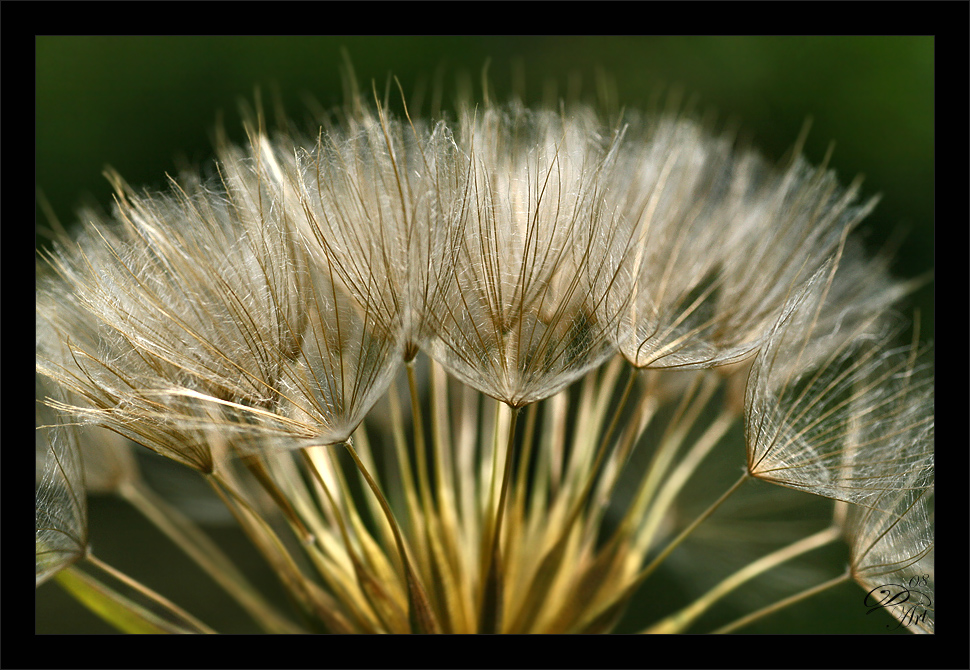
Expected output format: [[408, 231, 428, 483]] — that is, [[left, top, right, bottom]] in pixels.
[[35, 417, 89, 586], [745, 244, 934, 511], [843, 479, 934, 633], [421, 103, 626, 406], [36, 70, 933, 634]]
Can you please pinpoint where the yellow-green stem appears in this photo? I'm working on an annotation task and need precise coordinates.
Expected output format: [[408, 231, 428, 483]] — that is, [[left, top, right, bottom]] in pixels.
[[207, 473, 353, 633], [648, 525, 841, 633], [507, 370, 637, 633], [715, 571, 851, 634], [85, 553, 216, 634], [479, 404, 520, 633], [301, 448, 407, 633], [635, 407, 736, 558], [119, 480, 301, 633], [639, 472, 748, 583], [571, 471, 749, 633], [57, 565, 189, 634], [406, 360, 434, 515], [341, 440, 442, 634]]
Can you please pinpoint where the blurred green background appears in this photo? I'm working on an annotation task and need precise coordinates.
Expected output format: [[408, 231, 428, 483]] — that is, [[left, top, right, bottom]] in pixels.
[[36, 36, 932, 634]]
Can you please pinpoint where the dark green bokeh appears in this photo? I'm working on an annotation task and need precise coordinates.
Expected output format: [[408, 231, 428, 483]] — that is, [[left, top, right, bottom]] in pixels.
[[36, 36, 932, 634]]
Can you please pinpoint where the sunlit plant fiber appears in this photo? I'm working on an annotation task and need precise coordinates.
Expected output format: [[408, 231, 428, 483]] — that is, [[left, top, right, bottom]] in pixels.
[[36, 71, 933, 634]]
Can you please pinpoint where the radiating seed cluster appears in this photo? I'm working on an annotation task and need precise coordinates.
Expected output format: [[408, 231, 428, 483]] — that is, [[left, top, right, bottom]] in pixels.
[[36, 85, 933, 634]]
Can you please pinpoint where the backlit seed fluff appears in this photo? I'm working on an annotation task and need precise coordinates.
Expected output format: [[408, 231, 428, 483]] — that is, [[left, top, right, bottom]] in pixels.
[[37, 83, 932, 635], [599, 114, 878, 370], [422, 103, 626, 407], [744, 244, 933, 510], [35, 412, 88, 586]]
